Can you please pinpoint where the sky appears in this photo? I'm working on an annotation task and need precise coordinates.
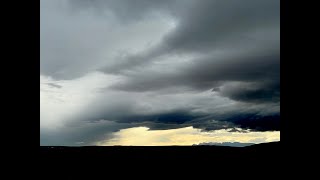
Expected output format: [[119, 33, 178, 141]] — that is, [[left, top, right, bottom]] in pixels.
[[40, 0, 280, 146]]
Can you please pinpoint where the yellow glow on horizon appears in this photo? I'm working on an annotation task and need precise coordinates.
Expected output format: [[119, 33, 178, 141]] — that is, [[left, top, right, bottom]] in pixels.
[[96, 126, 280, 146]]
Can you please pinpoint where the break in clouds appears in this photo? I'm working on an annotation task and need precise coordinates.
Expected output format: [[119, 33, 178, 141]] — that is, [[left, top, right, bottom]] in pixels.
[[40, 0, 280, 146]]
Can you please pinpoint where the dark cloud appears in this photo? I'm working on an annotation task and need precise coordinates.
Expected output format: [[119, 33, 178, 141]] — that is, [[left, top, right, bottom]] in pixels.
[[118, 111, 203, 124], [225, 114, 280, 131], [41, 0, 280, 145], [69, 100, 279, 132], [46, 83, 62, 89], [227, 128, 249, 133], [110, 48, 280, 104], [117, 111, 280, 132], [130, 119, 235, 131], [218, 81, 280, 103]]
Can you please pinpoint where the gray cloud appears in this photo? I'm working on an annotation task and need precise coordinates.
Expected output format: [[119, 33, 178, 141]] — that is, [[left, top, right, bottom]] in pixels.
[[99, 0, 279, 74], [67, 0, 185, 22], [40, 0, 280, 145], [46, 83, 62, 89], [40, 0, 176, 80], [218, 81, 280, 103], [98, 0, 280, 104], [162, 0, 279, 53], [110, 48, 280, 104]]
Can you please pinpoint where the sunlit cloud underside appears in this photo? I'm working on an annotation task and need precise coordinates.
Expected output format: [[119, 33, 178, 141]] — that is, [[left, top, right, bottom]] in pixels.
[[96, 126, 280, 146]]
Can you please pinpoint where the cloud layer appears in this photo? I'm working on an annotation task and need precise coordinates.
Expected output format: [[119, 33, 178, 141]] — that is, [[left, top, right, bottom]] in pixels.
[[40, 0, 280, 146]]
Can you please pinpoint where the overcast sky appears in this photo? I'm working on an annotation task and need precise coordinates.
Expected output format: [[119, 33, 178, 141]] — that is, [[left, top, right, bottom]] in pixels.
[[40, 0, 280, 146]]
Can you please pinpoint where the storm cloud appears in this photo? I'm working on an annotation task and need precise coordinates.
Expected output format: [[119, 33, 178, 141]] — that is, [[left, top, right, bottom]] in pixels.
[[40, 0, 280, 146]]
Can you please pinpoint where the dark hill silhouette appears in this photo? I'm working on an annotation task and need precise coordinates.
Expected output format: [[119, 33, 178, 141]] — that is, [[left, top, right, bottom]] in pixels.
[[40, 141, 280, 162]]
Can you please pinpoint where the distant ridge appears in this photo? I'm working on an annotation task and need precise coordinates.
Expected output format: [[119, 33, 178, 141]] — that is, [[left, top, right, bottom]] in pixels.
[[40, 141, 280, 162], [193, 142, 255, 147]]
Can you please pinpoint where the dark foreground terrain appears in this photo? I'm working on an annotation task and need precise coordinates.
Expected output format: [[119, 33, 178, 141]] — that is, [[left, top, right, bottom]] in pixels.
[[40, 141, 280, 162]]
